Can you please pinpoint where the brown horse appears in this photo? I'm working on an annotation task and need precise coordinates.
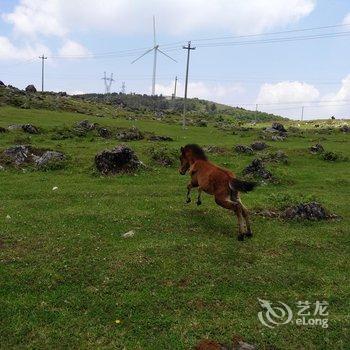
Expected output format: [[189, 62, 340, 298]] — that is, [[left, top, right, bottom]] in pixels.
[[179, 144, 256, 241]]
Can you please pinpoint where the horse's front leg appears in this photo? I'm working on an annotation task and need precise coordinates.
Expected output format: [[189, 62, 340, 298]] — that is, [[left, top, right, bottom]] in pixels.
[[186, 180, 198, 204]]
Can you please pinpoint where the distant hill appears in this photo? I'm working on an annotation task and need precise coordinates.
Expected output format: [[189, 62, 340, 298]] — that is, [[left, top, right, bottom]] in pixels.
[[75, 92, 286, 122], [0, 84, 286, 123]]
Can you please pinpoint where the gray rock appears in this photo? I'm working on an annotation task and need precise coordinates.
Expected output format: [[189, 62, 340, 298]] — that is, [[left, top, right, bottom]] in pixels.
[[95, 145, 142, 175], [235, 145, 253, 154], [35, 151, 65, 167], [3, 145, 32, 165], [233, 340, 256, 350], [282, 202, 332, 220], [97, 127, 111, 138], [116, 127, 143, 141], [8, 124, 23, 131], [309, 143, 324, 154], [271, 122, 287, 133], [25, 85, 37, 93], [22, 124, 39, 134], [339, 125, 349, 133], [76, 120, 96, 130], [243, 159, 272, 180], [148, 135, 173, 141], [271, 135, 286, 141], [196, 119, 208, 127], [251, 141, 267, 151], [0, 81, 5, 86]]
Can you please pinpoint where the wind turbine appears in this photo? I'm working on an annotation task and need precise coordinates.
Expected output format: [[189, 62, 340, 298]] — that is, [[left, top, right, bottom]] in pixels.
[[131, 16, 177, 95]]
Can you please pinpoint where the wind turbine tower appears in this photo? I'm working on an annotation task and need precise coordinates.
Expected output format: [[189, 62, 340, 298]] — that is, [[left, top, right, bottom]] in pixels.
[[131, 16, 177, 95]]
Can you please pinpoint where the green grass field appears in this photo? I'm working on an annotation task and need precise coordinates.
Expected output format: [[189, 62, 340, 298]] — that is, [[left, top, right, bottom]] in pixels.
[[0, 106, 349, 349]]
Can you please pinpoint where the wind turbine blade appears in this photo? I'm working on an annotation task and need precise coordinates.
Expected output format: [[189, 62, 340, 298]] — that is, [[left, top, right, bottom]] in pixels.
[[153, 15, 156, 47], [157, 48, 177, 62], [131, 47, 154, 64]]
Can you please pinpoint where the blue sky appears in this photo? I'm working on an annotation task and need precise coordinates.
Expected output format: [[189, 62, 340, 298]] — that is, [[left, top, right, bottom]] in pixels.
[[0, 0, 350, 119]]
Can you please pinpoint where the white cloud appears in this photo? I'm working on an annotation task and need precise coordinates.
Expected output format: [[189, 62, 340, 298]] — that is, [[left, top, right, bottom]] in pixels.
[[2, 0, 316, 37], [58, 40, 90, 57], [256, 81, 320, 104], [0, 36, 50, 60], [256, 78, 350, 119], [343, 13, 350, 24], [155, 81, 244, 103], [3, 0, 66, 38]]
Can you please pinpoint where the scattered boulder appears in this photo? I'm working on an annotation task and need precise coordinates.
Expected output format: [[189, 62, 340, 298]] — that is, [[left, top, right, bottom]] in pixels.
[[263, 150, 289, 164], [25, 85, 37, 93], [95, 145, 142, 175], [8, 124, 23, 131], [1, 145, 65, 169], [2, 145, 32, 165], [76, 120, 96, 130], [282, 202, 334, 220], [148, 146, 177, 167], [309, 143, 324, 154], [339, 124, 349, 133], [322, 151, 339, 161], [235, 145, 253, 154], [35, 151, 65, 167], [203, 145, 228, 154], [22, 124, 39, 134], [196, 119, 208, 127], [148, 135, 173, 142], [271, 122, 287, 133], [116, 127, 143, 141], [243, 159, 272, 180], [97, 127, 111, 138], [251, 141, 267, 151], [0, 126, 7, 133], [271, 135, 286, 141]]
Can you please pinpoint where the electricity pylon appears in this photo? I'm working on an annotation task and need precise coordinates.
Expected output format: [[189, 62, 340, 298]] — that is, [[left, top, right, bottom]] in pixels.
[[102, 72, 114, 94]]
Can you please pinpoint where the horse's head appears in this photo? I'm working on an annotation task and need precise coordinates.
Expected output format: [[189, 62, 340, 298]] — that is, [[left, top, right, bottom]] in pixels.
[[179, 144, 207, 175], [179, 146, 190, 175]]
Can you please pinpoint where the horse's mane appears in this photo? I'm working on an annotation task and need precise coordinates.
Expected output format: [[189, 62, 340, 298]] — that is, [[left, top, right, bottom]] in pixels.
[[183, 144, 208, 160]]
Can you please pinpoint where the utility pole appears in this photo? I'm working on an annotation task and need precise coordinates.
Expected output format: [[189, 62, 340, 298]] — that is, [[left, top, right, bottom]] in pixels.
[[301, 106, 304, 121], [39, 54, 47, 92], [182, 41, 196, 128], [172, 76, 178, 99]]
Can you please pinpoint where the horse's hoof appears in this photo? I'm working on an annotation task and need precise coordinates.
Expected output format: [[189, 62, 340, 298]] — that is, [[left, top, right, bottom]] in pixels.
[[186, 198, 191, 203], [237, 234, 244, 241], [245, 230, 253, 238], [196, 200, 202, 206]]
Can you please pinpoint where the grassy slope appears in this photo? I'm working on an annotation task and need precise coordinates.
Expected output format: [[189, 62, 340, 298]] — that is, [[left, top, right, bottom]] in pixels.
[[0, 107, 349, 349]]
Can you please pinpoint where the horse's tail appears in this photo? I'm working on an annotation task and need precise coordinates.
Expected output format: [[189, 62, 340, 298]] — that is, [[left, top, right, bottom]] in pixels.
[[229, 178, 256, 194]]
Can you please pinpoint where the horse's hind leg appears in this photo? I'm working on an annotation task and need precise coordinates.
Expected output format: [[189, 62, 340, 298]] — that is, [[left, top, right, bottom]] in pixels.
[[215, 196, 245, 241], [239, 199, 253, 238], [196, 188, 202, 206], [186, 183, 192, 203]]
